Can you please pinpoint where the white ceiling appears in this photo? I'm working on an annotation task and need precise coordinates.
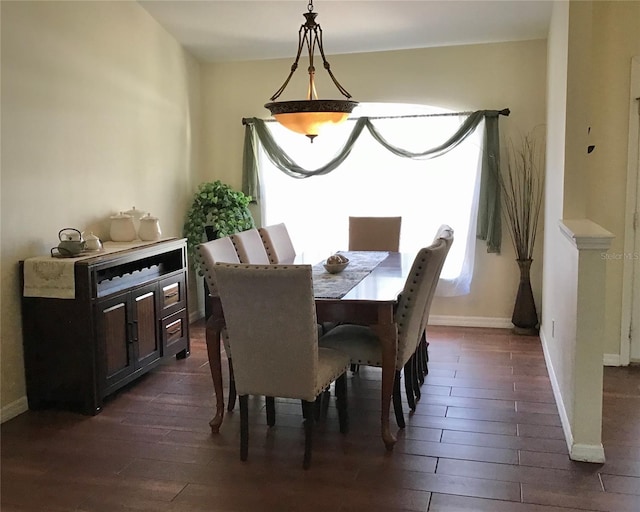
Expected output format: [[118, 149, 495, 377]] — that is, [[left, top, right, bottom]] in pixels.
[[138, 0, 553, 63]]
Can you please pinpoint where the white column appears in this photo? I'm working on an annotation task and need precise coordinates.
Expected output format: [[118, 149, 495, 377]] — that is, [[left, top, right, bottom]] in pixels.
[[558, 219, 614, 462]]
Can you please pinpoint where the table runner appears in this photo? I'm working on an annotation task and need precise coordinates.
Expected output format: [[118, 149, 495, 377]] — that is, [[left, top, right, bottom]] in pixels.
[[23, 240, 163, 299], [312, 251, 389, 299]]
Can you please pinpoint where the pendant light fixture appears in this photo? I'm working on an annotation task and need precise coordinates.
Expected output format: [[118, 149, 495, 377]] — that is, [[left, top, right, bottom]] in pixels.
[[264, 1, 358, 142]]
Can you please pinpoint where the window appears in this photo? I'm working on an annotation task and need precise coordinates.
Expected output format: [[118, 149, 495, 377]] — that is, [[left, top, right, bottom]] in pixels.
[[257, 103, 484, 296]]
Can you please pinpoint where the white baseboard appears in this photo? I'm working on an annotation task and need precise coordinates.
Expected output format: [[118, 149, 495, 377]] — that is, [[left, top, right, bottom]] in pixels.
[[189, 313, 512, 330], [1, 396, 28, 424], [539, 329, 606, 463], [570, 443, 605, 463], [603, 353, 622, 366], [428, 315, 512, 329], [539, 328, 573, 452], [189, 309, 204, 324]]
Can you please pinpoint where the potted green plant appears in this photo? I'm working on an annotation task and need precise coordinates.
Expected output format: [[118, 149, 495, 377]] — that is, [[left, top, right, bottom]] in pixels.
[[498, 131, 544, 334], [183, 180, 254, 273]]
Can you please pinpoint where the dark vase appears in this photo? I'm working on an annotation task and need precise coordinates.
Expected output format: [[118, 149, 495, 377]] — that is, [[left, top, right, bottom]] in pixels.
[[512, 259, 539, 335]]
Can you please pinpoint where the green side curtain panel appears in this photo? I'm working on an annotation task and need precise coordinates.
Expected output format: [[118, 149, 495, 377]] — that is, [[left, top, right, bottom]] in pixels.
[[242, 109, 509, 254]]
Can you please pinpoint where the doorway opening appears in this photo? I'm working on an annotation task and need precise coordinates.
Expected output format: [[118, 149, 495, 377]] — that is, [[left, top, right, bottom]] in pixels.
[[621, 56, 640, 364]]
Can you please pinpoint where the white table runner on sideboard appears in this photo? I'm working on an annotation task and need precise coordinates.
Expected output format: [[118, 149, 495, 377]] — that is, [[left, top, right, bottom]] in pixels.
[[23, 240, 162, 299]]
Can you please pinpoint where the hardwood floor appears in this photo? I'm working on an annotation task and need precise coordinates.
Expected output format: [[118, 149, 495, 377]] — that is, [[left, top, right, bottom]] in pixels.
[[2, 321, 639, 511]]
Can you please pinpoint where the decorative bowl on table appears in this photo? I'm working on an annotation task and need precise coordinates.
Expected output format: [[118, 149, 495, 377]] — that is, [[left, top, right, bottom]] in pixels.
[[323, 254, 350, 274]]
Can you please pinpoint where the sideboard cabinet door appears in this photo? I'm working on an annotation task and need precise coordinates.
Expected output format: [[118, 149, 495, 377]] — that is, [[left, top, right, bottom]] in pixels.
[[96, 291, 135, 391], [132, 285, 161, 368], [96, 282, 161, 396]]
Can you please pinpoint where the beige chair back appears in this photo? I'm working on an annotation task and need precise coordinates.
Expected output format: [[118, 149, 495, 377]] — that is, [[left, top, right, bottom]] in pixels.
[[214, 263, 333, 402], [230, 228, 270, 264], [395, 234, 453, 367], [348, 216, 402, 252], [418, 225, 454, 338], [196, 237, 240, 295], [258, 223, 296, 264]]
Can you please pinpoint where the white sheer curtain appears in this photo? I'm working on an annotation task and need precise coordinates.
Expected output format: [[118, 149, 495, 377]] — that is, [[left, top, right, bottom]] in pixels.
[[257, 103, 484, 296]]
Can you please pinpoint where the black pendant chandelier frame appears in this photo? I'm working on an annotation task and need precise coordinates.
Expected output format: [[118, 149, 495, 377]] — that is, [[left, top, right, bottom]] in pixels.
[[264, 1, 358, 117]]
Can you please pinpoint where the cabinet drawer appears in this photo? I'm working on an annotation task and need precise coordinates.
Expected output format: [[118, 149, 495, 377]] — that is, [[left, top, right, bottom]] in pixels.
[[161, 309, 189, 357], [159, 273, 186, 316]]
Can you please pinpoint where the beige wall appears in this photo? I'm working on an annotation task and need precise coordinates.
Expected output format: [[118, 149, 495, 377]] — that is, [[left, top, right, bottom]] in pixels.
[[541, 0, 639, 460], [201, 40, 548, 323], [1, 1, 201, 419], [542, 0, 592, 422], [542, 0, 571, 422], [588, 1, 640, 356]]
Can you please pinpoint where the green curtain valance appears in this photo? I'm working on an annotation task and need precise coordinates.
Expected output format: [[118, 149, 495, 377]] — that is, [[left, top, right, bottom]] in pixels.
[[242, 109, 508, 253]]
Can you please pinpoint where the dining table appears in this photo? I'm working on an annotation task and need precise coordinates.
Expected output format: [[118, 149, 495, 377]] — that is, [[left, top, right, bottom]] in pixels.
[[204, 250, 414, 450]]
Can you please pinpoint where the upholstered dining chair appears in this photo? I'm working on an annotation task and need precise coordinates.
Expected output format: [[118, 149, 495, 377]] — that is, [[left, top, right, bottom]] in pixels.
[[213, 263, 350, 469], [344, 216, 403, 372], [405, 225, 454, 410], [348, 216, 402, 252], [196, 236, 242, 411], [258, 223, 296, 264], [230, 228, 270, 264], [319, 228, 453, 429], [197, 237, 240, 292], [223, 228, 273, 408]]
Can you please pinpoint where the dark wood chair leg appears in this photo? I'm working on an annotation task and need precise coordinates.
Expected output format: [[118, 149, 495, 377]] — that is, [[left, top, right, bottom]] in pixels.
[[313, 387, 331, 421], [422, 335, 428, 376], [314, 393, 323, 421], [335, 373, 348, 433], [239, 395, 249, 461], [404, 357, 416, 411], [227, 358, 237, 411], [301, 400, 315, 469], [417, 346, 425, 385], [412, 352, 422, 402], [266, 396, 275, 426], [321, 388, 330, 419], [424, 340, 430, 376], [392, 369, 405, 429], [415, 332, 427, 378]]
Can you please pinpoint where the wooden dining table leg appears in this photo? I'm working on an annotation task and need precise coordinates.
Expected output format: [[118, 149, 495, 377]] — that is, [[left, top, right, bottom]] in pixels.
[[373, 305, 398, 450], [205, 314, 225, 434]]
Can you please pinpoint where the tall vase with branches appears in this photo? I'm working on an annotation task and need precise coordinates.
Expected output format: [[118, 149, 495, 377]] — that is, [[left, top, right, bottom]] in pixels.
[[499, 132, 544, 334]]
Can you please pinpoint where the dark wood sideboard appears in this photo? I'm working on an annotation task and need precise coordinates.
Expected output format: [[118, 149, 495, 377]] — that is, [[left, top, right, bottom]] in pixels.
[[21, 238, 190, 415]]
